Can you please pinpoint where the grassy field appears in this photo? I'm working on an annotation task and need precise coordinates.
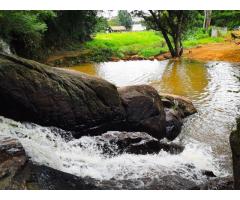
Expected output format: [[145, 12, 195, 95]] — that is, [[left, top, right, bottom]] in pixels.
[[85, 31, 167, 58], [49, 30, 225, 65], [82, 30, 224, 60]]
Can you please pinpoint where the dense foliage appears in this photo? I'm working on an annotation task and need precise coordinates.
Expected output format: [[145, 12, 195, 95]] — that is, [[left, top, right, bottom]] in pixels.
[[211, 11, 240, 29], [0, 11, 98, 60], [0, 11, 55, 58], [134, 11, 200, 57], [94, 16, 109, 33]]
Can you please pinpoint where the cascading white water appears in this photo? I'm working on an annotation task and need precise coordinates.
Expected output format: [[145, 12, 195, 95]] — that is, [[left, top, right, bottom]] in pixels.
[[0, 59, 239, 185], [0, 116, 222, 183]]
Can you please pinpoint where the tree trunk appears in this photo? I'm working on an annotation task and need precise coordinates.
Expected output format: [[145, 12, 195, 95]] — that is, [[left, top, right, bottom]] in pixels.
[[203, 10, 212, 29], [161, 31, 176, 57]]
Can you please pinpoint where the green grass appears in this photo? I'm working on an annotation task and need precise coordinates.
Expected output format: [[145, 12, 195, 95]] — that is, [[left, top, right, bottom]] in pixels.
[[80, 30, 224, 62], [85, 31, 167, 58], [183, 37, 224, 47]]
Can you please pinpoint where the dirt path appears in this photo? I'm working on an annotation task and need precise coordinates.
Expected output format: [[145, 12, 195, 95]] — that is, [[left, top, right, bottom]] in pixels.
[[183, 42, 240, 63]]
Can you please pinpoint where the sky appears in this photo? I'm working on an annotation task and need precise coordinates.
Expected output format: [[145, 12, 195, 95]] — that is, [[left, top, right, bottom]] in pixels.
[[100, 10, 142, 22]]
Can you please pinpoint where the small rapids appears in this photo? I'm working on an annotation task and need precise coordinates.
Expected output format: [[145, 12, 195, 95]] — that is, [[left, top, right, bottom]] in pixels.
[[0, 59, 240, 186], [0, 116, 221, 184]]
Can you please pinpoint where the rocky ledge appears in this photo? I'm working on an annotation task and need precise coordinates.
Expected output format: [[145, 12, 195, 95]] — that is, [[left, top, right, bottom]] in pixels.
[[0, 53, 196, 140]]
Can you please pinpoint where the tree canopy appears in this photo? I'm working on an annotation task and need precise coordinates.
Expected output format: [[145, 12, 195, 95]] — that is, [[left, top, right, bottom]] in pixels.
[[211, 11, 240, 29], [118, 10, 133, 30]]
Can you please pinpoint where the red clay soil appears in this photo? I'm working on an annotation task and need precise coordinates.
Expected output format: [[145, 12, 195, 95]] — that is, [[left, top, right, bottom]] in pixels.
[[46, 41, 240, 66], [183, 41, 240, 63]]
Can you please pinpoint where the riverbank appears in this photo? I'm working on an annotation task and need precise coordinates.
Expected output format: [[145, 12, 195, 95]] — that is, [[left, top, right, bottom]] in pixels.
[[46, 41, 240, 67], [184, 42, 240, 63], [45, 31, 224, 67]]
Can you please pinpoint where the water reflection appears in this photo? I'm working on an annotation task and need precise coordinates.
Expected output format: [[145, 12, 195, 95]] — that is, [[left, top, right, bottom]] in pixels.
[[151, 59, 209, 101], [67, 59, 209, 102], [68, 60, 168, 86]]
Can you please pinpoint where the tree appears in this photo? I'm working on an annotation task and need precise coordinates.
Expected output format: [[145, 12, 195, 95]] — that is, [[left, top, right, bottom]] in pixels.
[[203, 10, 212, 29], [134, 10, 198, 57], [108, 16, 120, 26], [94, 16, 109, 33], [118, 10, 133, 30], [45, 11, 98, 47], [0, 11, 99, 59], [0, 11, 56, 58]]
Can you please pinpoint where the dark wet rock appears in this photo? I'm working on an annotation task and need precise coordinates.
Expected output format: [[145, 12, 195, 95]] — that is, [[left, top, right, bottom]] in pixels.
[[197, 177, 234, 190], [118, 85, 166, 140], [97, 175, 198, 190], [0, 136, 27, 189], [6, 159, 233, 190], [10, 162, 100, 190], [97, 132, 184, 155], [10, 162, 199, 190], [230, 117, 240, 189], [160, 93, 197, 117], [201, 170, 217, 178], [0, 54, 197, 141], [0, 53, 125, 138], [142, 175, 198, 190], [165, 108, 183, 140]]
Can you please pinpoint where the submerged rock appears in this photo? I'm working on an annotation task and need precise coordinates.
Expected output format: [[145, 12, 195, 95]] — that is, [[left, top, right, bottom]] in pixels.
[[96, 132, 184, 155]]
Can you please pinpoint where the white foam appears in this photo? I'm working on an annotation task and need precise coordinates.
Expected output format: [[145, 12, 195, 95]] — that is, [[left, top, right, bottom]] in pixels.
[[0, 116, 224, 183]]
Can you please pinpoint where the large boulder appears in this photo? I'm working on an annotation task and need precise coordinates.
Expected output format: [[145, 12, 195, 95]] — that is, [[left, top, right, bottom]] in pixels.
[[0, 53, 125, 138], [118, 85, 166, 140], [0, 53, 196, 140]]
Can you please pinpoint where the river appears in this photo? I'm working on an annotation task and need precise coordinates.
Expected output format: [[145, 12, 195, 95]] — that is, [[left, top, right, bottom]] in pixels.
[[0, 59, 239, 186]]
